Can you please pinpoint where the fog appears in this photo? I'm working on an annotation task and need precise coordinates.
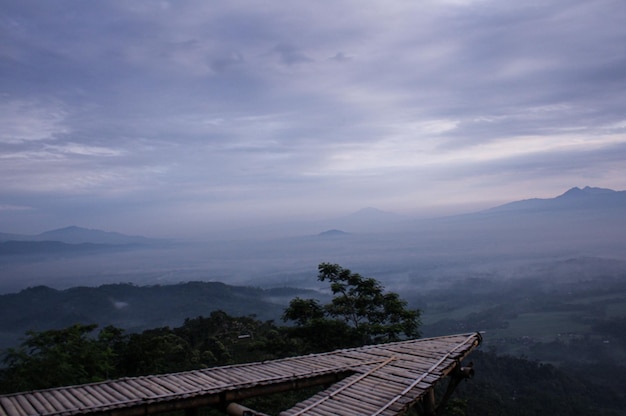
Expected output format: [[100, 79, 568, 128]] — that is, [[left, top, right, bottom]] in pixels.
[[2, 196, 625, 296]]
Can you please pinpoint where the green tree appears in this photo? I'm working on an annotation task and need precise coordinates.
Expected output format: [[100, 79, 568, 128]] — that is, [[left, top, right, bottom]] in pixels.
[[283, 263, 421, 349], [0, 324, 124, 392], [122, 328, 197, 376]]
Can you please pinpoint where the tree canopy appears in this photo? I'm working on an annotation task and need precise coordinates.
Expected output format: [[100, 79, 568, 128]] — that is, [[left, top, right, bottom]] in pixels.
[[282, 263, 421, 348]]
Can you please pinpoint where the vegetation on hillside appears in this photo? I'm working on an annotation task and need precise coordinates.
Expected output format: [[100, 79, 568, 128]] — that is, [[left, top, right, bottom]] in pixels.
[[1, 263, 625, 415], [282, 262, 421, 351]]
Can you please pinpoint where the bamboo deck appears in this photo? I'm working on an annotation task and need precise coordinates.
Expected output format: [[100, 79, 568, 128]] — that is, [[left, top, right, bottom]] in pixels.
[[0, 332, 481, 416]]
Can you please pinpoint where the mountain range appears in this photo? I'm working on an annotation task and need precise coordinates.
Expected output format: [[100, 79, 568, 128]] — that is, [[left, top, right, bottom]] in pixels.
[[2, 186, 623, 245], [0, 281, 319, 351], [0, 225, 162, 245], [0, 186, 624, 295], [485, 186, 626, 213]]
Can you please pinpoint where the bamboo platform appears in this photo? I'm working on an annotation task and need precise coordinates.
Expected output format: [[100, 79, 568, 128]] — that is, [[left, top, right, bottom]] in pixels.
[[0, 332, 481, 416]]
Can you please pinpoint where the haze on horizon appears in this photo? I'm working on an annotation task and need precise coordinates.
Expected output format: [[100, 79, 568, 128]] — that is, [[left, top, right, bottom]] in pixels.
[[2, 1, 626, 238]]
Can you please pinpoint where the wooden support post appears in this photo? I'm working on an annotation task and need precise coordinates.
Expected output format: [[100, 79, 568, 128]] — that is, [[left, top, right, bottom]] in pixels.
[[423, 387, 437, 416], [436, 361, 474, 415]]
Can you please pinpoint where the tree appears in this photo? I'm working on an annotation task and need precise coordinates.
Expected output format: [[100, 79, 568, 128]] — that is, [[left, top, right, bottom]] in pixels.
[[283, 263, 421, 349], [281, 297, 325, 326], [122, 328, 197, 376], [0, 324, 124, 392]]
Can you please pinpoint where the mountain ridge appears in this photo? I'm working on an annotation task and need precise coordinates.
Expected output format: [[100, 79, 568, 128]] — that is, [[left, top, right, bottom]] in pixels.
[[1, 186, 624, 242], [484, 186, 625, 214], [0, 226, 164, 245], [0, 281, 320, 350]]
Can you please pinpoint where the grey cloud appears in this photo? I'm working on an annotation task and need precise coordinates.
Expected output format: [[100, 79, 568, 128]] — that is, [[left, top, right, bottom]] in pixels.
[[270, 43, 313, 65], [1, 0, 625, 236], [329, 52, 351, 62]]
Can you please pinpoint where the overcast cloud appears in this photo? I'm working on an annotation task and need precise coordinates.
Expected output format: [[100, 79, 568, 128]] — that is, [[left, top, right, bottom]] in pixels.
[[1, 0, 625, 237]]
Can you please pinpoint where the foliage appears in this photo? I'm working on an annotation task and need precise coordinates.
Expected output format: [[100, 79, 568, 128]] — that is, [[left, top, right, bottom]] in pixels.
[[2, 263, 626, 414], [282, 263, 421, 349], [1, 317, 625, 415], [0, 281, 298, 351], [450, 350, 625, 416], [0, 324, 124, 391]]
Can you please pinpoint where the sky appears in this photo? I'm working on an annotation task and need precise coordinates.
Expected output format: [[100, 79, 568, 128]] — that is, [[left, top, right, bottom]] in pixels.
[[1, 0, 626, 237]]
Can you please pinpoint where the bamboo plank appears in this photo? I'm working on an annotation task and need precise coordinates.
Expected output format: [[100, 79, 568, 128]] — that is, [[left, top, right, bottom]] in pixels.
[[341, 388, 387, 407], [68, 387, 94, 408], [50, 390, 75, 411], [221, 371, 256, 387], [110, 381, 142, 401], [14, 395, 36, 415], [281, 361, 316, 375], [99, 383, 132, 402], [115, 381, 148, 401], [241, 366, 282, 382], [380, 369, 439, 388], [39, 392, 65, 412], [355, 378, 405, 396], [162, 374, 197, 391], [368, 369, 417, 385], [387, 360, 434, 375], [149, 377, 183, 394], [133, 378, 172, 396], [203, 369, 249, 385], [175, 373, 213, 390], [386, 343, 448, 355], [180, 372, 215, 389], [121, 379, 156, 398], [22, 393, 48, 415], [309, 399, 363, 415], [260, 363, 312, 380], [327, 393, 381, 414], [244, 365, 290, 382], [338, 350, 391, 364], [378, 348, 443, 366], [270, 360, 317, 376], [56, 389, 85, 410], [362, 374, 408, 391], [31, 392, 57, 414], [0, 397, 21, 416], [184, 372, 224, 388], [309, 354, 361, 369], [342, 387, 391, 404], [290, 398, 332, 415], [82, 385, 113, 405]]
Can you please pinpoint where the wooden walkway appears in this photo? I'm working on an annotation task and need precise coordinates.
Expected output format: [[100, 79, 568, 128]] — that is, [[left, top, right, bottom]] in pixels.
[[0, 333, 481, 416]]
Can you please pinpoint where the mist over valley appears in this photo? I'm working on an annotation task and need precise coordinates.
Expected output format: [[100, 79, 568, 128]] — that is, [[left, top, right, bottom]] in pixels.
[[1, 186, 626, 413], [2, 186, 624, 294]]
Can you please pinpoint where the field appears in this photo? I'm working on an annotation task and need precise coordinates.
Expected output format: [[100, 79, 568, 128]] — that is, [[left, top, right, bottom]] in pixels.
[[415, 274, 626, 363]]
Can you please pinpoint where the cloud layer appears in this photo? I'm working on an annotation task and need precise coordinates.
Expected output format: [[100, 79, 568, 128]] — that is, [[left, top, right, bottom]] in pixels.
[[1, 0, 625, 236]]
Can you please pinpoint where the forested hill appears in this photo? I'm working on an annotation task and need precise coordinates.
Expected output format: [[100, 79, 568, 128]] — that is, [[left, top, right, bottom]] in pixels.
[[0, 282, 317, 350]]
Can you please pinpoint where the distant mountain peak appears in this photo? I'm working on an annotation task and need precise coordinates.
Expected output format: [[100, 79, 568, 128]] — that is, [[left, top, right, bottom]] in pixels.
[[558, 186, 616, 198], [37, 226, 159, 245], [487, 186, 624, 214], [559, 186, 584, 197], [44, 225, 95, 233], [318, 229, 349, 237]]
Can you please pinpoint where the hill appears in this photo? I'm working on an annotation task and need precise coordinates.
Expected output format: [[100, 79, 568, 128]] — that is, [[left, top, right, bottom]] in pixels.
[[485, 186, 626, 213], [0, 282, 319, 351], [317, 229, 350, 237], [0, 226, 162, 245]]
